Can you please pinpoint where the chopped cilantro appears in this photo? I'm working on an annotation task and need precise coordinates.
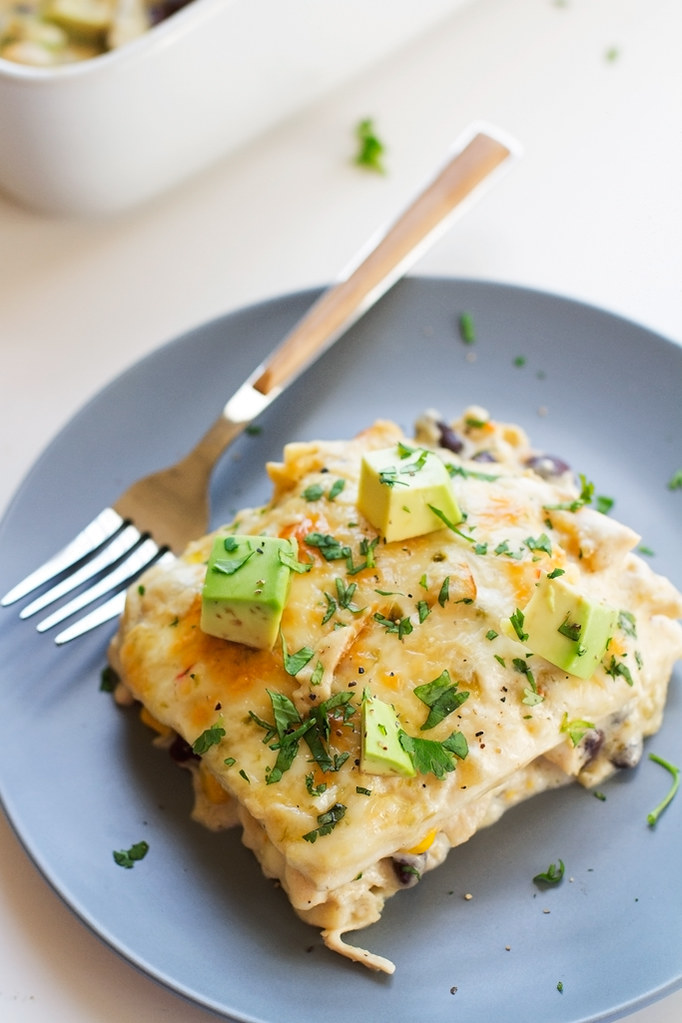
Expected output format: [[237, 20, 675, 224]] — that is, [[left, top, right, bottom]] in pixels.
[[448, 464, 499, 483], [310, 661, 324, 686], [525, 533, 552, 557], [281, 636, 314, 676], [414, 669, 469, 730], [458, 312, 476, 344], [595, 494, 614, 515], [251, 690, 356, 784], [305, 773, 327, 797], [558, 614, 582, 643], [399, 730, 468, 779], [303, 479, 345, 502], [647, 753, 680, 827], [346, 535, 379, 575], [533, 859, 565, 885], [192, 722, 226, 754], [374, 611, 413, 639], [605, 655, 634, 686], [544, 473, 595, 513], [427, 504, 475, 543], [212, 551, 254, 575], [328, 478, 346, 500], [303, 802, 347, 842], [100, 665, 118, 692], [514, 658, 542, 705], [321, 592, 337, 625], [278, 547, 311, 574], [560, 712, 595, 747], [417, 600, 430, 623], [305, 532, 351, 561], [354, 118, 386, 173], [618, 610, 637, 637], [113, 840, 149, 869], [334, 577, 362, 612], [509, 607, 528, 642]]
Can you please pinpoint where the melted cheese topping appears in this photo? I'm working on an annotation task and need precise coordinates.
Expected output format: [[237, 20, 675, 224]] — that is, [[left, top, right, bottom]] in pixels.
[[109, 409, 682, 973]]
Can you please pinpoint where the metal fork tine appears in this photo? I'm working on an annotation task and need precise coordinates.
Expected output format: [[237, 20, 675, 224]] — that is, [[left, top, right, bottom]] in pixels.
[[53, 550, 177, 645], [1, 508, 125, 607], [36, 537, 164, 633], [55, 591, 128, 645], [19, 524, 143, 620]]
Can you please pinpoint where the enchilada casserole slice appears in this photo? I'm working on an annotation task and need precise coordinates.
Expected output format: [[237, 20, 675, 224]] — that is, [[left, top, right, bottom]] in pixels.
[[108, 408, 682, 973]]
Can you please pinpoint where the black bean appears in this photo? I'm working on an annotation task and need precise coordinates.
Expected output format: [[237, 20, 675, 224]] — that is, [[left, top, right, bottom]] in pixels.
[[471, 450, 498, 463], [436, 421, 464, 454], [524, 453, 571, 479], [609, 737, 643, 769], [169, 734, 200, 763], [391, 853, 425, 888], [582, 728, 604, 763]]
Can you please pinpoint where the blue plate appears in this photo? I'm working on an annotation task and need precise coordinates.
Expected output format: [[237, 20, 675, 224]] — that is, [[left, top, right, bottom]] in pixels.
[[0, 278, 680, 1023]]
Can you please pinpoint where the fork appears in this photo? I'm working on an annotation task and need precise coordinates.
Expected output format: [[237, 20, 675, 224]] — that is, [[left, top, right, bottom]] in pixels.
[[1, 124, 518, 644]]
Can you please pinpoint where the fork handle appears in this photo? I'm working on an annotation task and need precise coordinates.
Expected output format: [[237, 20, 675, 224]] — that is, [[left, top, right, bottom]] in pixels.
[[193, 125, 518, 466], [252, 128, 516, 398]]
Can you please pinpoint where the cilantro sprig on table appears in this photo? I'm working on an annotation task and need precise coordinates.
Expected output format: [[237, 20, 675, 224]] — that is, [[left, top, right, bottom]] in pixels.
[[353, 118, 386, 173]]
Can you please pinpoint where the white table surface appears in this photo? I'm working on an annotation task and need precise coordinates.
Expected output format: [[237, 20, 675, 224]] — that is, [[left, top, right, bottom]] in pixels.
[[0, 0, 681, 1020]]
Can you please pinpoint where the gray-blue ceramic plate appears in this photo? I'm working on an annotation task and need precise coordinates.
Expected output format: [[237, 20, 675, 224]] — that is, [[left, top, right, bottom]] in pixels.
[[0, 278, 680, 1023]]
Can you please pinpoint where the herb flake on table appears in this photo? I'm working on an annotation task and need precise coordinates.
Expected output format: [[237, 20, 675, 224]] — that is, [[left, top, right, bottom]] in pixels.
[[353, 118, 386, 173]]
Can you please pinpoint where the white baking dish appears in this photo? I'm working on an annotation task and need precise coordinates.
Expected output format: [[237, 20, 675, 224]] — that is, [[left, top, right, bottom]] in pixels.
[[0, 0, 469, 217]]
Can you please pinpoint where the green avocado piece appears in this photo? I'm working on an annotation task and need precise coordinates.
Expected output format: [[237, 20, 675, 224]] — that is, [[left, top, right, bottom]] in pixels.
[[518, 575, 618, 679], [357, 445, 462, 543], [200, 535, 295, 649], [360, 691, 416, 777]]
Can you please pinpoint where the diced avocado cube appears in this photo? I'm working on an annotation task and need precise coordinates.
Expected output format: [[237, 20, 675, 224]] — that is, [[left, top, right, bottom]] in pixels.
[[200, 535, 295, 649], [357, 445, 462, 543], [360, 691, 416, 778], [517, 575, 618, 679]]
